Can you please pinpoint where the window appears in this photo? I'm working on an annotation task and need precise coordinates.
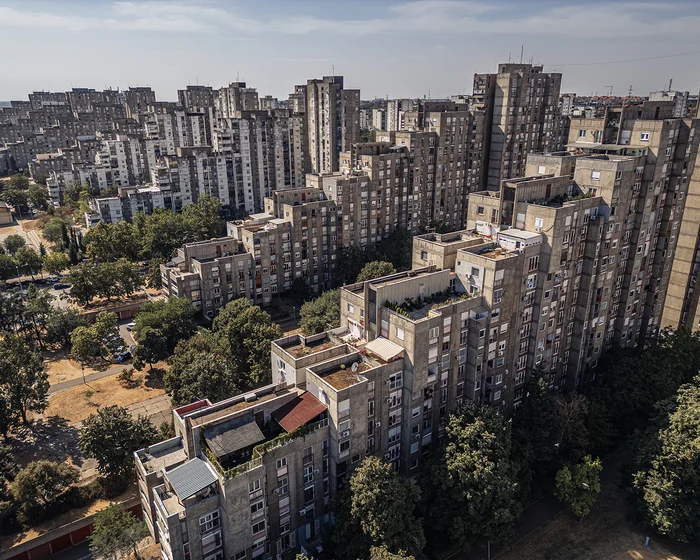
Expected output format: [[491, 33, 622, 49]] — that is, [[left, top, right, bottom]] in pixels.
[[396, 326, 405, 340], [640, 132, 650, 142], [591, 170, 601, 181], [304, 485, 315, 504], [534, 217, 544, 230], [248, 479, 260, 494], [277, 476, 288, 496], [200, 511, 220, 533], [251, 520, 266, 535], [303, 466, 314, 484], [234, 552, 247, 560], [339, 440, 350, 454], [250, 500, 265, 517], [477, 206, 485, 215], [537, 165, 546, 174], [303, 446, 313, 465], [202, 532, 222, 556], [276, 458, 287, 469], [578, 129, 587, 138], [421, 250, 428, 260], [347, 303, 354, 313]]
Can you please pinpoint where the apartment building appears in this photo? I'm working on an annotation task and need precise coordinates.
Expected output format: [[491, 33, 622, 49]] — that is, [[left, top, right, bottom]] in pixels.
[[386, 99, 414, 132], [87, 185, 175, 226], [371, 109, 385, 132], [304, 76, 360, 174], [567, 103, 700, 335], [474, 64, 563, 189], [160, 237, 254, 317], [217, 82, 260, 118]]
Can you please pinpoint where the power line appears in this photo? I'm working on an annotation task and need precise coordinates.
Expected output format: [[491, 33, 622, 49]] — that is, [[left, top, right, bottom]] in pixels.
[[546, 49, 700, 68]]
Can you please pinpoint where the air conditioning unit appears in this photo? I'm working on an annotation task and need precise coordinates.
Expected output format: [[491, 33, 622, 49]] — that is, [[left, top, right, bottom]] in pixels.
[[385, 398, 392, 404], [299, 508, 306, 516], [385, 379, 391, 385], [375, 421, 381, 427], [341, 430, 350, 438], [498, 350, 504, 357], [384, 453, 391, 460], [314, 468, 320, 475]]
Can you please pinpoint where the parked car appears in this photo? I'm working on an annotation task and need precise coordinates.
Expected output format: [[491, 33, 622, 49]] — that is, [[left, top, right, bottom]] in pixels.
[[126, 322, 136, 331], [53, 282, 70, 290], [114, 351, 132, 362], [45, 276, 59, 283]]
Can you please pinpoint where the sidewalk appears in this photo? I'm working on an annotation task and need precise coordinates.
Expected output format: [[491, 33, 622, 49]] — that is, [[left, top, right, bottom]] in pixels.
[[48, 363, 133, 394]]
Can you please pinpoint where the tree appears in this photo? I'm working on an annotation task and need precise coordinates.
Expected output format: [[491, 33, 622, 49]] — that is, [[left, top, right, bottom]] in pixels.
[[27, 184, 50, 211], [631, 376, 700, 542], [43, 251, 69, 276], [213, 299, 281, 388], [14, 246, 43, 279], [377, 227, 412, 271], [1, 175, 29, 214], [90, 504, 149, 560], [84, 221, 140, 262], [70, 311, 120, 363], [337, 246, 366, 285], [165, 333, 239, 406], [300, 289, 341, 335], [422, 402, 520, 549], [71, 325, 102, 363], [0, 335, 49, 423], [0, 389, 19, 438], [3, 234, 26, 255], [133, 327, 168, 370], [511, 369, 561, 503], [79, 405, 156, 481], [370, 547, 415, 560], [554, 455, 602, 519], [11, 460, 79, 523], [68, 263, 98, 305], [349, 457, 425, 557], [356, 261, 396, 283], [44, 308, 87, 348], [555, 393, 590, 465], [134, 298, 196, 354], [0, 254, 16, 281]]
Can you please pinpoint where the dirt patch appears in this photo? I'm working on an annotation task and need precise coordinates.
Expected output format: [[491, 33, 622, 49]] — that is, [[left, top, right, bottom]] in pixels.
[[43, 370, 166, 423], [9, 417, 83, 470], [20, 219, 39, 232], [497, 485, 699, 560]]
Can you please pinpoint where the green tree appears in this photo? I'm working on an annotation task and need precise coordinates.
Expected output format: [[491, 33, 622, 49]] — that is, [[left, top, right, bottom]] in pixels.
[[68, 263, 98, 305], [133, 327, 168, 370], [422, 402, 520, 549], [213, 298, 281, 388], [70, 325, 101, 363], [79, 405, 156, 481], [1, 175, 29, 214], [0, 335, 49, 423], [44, 308, 87, 349], [329, 488, 372, 560], [70, 312, 120, 363], [349, 456, 425, 557], [370, 547, 415, 560], [42, 218, 69, 250], [377, 227, 412, 271], [84, 221, 140, 262], [90, 503, 149, 560], [0, 254, 15, 280], [23, 284, 54, 346], [631, 376, 700, 542], [166, 346, 239, 406], [134, 298, 196, 354], [14, 246, 43, 279], [0, 389, 19, 438], [300, 289, 341, 335], [27, 184, 50, 211], [43, 251, 69, 276], [554, 455, 602, 519], [356, 261, 396, 282], [511, 368, 561, 503], [11, 460, 79, 524], [337, 245, 366, 285], [3, 233, 26, 255]]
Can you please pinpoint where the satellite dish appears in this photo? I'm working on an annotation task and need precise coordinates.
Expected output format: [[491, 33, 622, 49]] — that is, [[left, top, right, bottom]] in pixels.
[[351, 362, 359, 372]]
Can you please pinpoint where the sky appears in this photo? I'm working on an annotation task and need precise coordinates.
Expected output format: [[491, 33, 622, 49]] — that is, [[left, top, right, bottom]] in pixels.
[[2, 0, 700, 102]]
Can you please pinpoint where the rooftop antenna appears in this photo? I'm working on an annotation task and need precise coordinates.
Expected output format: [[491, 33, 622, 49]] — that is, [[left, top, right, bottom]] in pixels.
[[332, 64, 335, 76], [605, 85, 613, 96], [628, 85, 633, 98], [508, 52, 511, 63], [236, 70, 239, 82], [520, 45, 524, 64], [668, 78, 673, 91]]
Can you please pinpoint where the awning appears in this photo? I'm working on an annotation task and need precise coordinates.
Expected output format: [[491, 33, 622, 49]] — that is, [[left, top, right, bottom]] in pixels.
[[165, 457, 218, 500], [364, 337, 404, 362], [272, 392, 326, 433], [204, 415, 265, 458]]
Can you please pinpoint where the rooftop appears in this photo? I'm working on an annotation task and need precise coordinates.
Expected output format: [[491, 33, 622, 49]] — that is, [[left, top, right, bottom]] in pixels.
[[271, 392, 327, 432], [278, 333, 340, 359], [136, 437, 187, 474], [313, 360, 371, 390]]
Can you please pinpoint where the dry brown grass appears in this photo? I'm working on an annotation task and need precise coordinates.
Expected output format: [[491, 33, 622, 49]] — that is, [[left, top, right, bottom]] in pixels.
[[498, 486, 698, 560], [43, 369, 166, 423], [44, 349, 104, 385]]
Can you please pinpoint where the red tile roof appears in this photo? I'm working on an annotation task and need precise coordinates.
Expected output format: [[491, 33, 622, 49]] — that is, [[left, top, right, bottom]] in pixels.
[[272, 392, 327, 433]]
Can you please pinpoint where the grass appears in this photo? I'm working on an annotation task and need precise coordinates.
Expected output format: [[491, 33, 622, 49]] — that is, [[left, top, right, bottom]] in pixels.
[[497, 483, 699, 560], [43, 367, 166, 423]]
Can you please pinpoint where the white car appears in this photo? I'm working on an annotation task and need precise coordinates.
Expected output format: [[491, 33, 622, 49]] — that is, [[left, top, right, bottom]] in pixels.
[[126, 322, 136, 331]]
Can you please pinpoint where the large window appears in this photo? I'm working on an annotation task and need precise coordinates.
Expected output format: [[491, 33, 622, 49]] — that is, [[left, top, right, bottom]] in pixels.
[[199, 510, 220, 534]]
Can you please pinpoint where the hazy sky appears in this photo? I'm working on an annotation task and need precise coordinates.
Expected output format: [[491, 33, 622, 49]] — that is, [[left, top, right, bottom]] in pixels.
[[2, 0, 700, 101]]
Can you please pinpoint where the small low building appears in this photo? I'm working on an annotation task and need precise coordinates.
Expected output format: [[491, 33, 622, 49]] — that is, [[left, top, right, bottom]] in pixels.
[[0, 201, 13, 225]]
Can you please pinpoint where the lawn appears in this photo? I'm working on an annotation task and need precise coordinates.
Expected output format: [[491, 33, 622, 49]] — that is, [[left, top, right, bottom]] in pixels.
[[498, 483, 699, 560], [42, 366, 167, 423]]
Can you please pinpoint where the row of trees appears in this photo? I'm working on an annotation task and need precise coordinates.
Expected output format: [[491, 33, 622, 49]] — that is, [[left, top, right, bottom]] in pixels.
[[68, 259, 143, 305]]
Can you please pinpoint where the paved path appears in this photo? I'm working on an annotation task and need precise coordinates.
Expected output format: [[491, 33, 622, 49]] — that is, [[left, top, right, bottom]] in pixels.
[[48, 363, 133, 395]]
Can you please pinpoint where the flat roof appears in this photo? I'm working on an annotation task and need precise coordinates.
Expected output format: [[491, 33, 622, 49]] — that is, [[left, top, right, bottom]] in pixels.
[[499, 229, 542, 240], [165, 457, 218, 500]]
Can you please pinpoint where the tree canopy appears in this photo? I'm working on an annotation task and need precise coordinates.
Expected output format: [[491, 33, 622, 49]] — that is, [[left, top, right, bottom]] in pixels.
[[90, 503, 149, 560], [554, 455, 602, 519], [356, 261, 397, 283], [300, 289, 341, 335]]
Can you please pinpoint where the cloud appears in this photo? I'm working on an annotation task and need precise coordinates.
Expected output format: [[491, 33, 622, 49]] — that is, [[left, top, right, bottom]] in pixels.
[[1, 0, 700, 42]]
